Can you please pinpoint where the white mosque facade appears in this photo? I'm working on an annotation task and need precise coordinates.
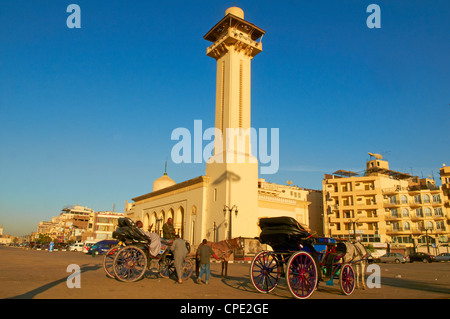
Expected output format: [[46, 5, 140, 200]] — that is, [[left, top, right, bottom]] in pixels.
[[124, 7, 323, 248]]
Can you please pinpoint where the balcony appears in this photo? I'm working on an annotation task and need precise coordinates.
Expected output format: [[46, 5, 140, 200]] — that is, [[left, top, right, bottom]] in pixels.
[[410, 214, 425, 221], [383, 201, 401, 208], [382, 187, 403, 194], [409, 200, 423, 207], [385, 214, 402, 221], [386, 227, 411, 234]]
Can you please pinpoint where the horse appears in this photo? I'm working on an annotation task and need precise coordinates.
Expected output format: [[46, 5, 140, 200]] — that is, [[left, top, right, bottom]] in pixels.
[[341, 241, 369, 290], [195, 237, 243, 279]]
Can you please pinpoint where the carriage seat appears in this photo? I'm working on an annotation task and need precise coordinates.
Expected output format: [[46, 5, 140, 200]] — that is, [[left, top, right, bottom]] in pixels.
[[113, 217, 151, 244]]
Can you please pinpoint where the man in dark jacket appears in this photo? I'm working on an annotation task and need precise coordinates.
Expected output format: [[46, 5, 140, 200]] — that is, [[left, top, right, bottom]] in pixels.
[[196, 239, 219, 284], [163, 218, 176, 239]]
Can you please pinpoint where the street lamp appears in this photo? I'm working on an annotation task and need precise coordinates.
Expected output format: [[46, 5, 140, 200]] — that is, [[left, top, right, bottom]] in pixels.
[[423, 226, 431, 254], [223, 205, 238, 240], [349, 218, 360, 240]]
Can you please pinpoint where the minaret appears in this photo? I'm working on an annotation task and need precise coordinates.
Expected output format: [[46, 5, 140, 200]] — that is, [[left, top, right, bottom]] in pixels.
[[204, 7, 265, 240]]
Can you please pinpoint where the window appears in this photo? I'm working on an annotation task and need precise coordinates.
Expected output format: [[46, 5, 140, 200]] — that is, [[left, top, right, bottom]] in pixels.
[[415, 208, 424, 217], [414, 195, 422, 204], [401, 195, 408, 204], [389, 196, 397, 204], [402, 208, 409, 217], [403, 222, 410, 231], [425, 207, 432, 217], [436, 221, 445, 231], [425, 221, 434, 230], [423, 194, 430, 203], [432, 194, 441, 203], [391, 209, 399, 218], [434, 207, 443, 217]]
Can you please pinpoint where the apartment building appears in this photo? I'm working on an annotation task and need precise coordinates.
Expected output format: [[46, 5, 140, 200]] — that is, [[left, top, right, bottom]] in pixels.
[[440, 164, 450, 214], [323, 155, 449, 255], [85, 211, 124, 241]]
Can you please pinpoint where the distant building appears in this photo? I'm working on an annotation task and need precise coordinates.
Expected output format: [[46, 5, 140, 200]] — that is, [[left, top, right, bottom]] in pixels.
[[59, 205, 94, 242], [85, 211, 124, 241], [322, 154, 449, 255]]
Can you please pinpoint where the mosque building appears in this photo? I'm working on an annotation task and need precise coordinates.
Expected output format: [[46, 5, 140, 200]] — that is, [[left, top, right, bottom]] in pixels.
[[124, 7, 323, 250]]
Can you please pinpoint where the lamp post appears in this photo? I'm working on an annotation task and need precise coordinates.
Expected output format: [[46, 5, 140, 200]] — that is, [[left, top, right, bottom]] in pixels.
[[350, 218, 360, 240], [424, 227, 431, 254], [223, 205, 238, 240]]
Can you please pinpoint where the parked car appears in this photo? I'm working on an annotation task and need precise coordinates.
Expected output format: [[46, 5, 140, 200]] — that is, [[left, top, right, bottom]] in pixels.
[[83, 240, 98, 254], [69, 242, 84, 252], [377, 252, 409, 263], [87, 240, 119, 255], [435, 253, 450, 262], [408, 252, 436, 263]]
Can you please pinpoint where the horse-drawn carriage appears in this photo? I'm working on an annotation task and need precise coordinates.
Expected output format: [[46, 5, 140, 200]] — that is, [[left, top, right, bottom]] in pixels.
[[250, 217, 362, 299], [103, 218, 194, 282]]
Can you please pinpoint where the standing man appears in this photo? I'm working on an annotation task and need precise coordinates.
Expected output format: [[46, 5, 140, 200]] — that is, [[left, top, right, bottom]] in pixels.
[[171, 236, 188, 284], [163, 218, 176, 240], [196, 239, 219, 285]]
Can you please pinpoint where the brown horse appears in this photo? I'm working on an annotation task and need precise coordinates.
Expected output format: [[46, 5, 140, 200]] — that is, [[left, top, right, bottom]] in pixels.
[[195, 237, 243, 279]]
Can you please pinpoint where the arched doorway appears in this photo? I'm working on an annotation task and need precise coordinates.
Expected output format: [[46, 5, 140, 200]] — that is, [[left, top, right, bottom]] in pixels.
[[150, 212, 157, 232], [143, 213, 150, 231], [157, 210, 165, 237], [175, 206, 185, 238]]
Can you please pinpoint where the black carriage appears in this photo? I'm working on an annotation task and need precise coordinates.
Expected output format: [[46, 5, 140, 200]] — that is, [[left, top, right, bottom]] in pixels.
[[250, 217, 356, 299], [103, 218, 193, 283]]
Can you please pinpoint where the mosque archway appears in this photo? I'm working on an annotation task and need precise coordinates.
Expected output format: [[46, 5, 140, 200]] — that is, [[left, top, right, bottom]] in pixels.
[[175, 206, 185, 238]]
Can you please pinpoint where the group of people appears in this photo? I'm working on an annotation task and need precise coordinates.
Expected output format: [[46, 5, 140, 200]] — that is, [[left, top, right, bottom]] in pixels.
[[137, 218, 219, 285]]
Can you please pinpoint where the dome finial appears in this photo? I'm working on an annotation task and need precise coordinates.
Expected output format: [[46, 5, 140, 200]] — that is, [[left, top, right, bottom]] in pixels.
[[225, 5, 244, 19]]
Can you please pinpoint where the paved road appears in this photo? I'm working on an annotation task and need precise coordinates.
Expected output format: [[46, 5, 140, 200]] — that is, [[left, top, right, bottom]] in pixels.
[[1, 246, 449, 300]]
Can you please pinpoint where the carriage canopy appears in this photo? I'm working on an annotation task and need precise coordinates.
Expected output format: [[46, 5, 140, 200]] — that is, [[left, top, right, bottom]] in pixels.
[[258, 216, 312, 251]]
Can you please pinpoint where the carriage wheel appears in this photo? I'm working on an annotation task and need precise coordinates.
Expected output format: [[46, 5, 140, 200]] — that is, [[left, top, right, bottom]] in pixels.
[[339, 263, 355, 295], [159, 254, 175, 279], [250, 251, 280, 293], [286, 251, 318, 299], [103, 246, 120, 279], [113, 246, 147, 282], [181, 258, 194, 281]]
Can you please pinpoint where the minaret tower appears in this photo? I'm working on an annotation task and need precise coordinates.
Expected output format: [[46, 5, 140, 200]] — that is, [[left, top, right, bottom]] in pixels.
[[204, 7, 265, 240]]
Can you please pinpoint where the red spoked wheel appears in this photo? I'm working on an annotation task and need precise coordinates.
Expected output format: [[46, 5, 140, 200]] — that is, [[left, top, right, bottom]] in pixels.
[[286, 251, 318, 299], [339, 263, 356, 295], [250, 251, 280, 293], [103, 246, 121, 279]]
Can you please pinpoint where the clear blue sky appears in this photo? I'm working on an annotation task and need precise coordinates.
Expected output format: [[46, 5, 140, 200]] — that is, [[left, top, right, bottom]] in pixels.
[[1, 1, 449, 236]]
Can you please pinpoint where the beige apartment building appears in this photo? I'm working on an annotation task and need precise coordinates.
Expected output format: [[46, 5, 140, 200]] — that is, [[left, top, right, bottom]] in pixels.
[[323, 155, 449, 255], [440, 164, 450, 214]]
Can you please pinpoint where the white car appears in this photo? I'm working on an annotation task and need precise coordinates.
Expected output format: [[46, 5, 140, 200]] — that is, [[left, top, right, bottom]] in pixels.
[[83, 241, 97, 254], [436, 253, 450, 262], [69, 242, 84, 252]]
